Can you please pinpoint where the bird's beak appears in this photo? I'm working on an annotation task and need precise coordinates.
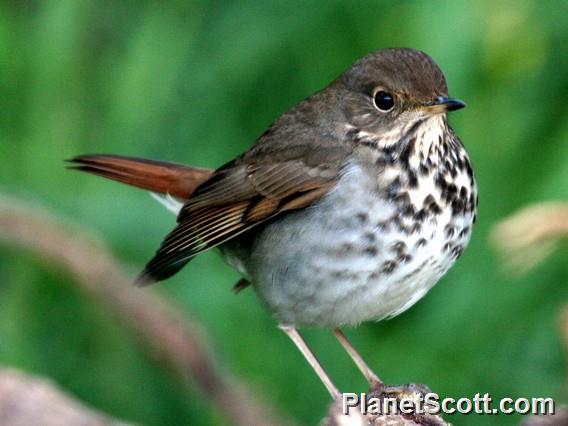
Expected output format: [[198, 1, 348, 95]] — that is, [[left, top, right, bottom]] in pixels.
[[422, 96, 466, 114]]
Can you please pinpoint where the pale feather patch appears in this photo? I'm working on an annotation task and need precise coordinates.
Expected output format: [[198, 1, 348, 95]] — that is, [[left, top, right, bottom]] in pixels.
[[150, 192, 184, 215]]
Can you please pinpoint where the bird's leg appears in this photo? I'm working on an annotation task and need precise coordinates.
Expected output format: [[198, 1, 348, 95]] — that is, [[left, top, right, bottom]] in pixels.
[[280, 326, 341, 399], [333, 328, 383, 389]]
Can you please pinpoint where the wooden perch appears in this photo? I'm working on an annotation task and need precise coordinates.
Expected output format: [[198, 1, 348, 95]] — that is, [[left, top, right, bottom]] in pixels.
[[322, 384, 449, 425], [522, 406, 568, 425], [0, 367, 132, 426]]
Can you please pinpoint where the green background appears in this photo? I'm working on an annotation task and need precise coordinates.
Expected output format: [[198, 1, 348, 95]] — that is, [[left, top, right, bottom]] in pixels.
[[1, 1, 567, 424]]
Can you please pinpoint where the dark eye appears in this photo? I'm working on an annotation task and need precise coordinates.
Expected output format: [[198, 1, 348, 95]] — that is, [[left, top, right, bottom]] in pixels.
[[373, 90, 395, 111]]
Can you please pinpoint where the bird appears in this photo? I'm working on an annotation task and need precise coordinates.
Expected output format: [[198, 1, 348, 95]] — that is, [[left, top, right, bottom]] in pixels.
[[68, 48, 477, 398]]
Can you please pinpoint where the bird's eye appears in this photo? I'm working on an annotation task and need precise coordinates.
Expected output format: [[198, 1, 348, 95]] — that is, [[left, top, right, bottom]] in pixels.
[[373, 90, 395, 111]]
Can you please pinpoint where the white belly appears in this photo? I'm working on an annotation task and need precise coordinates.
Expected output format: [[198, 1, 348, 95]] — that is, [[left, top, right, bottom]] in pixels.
[[224, 162, 475, 328]]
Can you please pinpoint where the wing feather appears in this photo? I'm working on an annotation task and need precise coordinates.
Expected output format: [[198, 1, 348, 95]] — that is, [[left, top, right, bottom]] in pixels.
[[137, 159, 342, 285]]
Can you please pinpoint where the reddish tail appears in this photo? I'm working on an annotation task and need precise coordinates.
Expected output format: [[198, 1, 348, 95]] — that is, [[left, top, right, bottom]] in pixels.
[[68, 154, 214, 199]]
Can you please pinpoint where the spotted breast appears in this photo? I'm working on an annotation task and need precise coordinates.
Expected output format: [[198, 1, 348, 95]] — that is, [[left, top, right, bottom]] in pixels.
[[222, 114, 477, 328]]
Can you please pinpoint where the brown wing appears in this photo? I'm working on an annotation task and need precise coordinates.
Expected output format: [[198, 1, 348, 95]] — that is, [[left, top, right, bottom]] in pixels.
[[137, 159, 341, 284]]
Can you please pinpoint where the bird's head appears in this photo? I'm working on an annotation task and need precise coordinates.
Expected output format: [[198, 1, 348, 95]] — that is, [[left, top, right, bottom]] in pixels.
[[337, 48, 465, 147]]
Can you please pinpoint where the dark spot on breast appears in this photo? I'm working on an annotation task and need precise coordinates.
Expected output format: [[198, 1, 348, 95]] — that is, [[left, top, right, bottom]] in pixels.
[[401, 204, 415, 217], [386, 177, 402, 196], [451, 199, 465, 215], [376, 157, 388, 168], [430, 203, 442, 215], [390, 215, 420, 235], [468, 194, 476, 211], [423, 194, 436, 206], [414, 208, 428, 222], [363, 232, 376, 243], [434, 172, 445, 187], [444, 225, 456, 238], [378, 150, 395, 165], [382, 260, 397, 274], [394, 191, 411, 205], [398, 138, 415, 167], [391, 241, 407, 254], [398, 253, 412, 264], [439, 180, 457, 203], [355, 212, 369, 224], [392, 215, 403, 227], [443, 242, 453, 252], [409, 222, 422, 234], [452, 246, 464, 259], [363, 246, 378, 257], [458, 226, 470, 238], [416, 238, 427, 248], [377, 221, 391, 232], [408, 170, 418, 188], [392, 216, 408, 234], [423, 194, 442, 215], [465, 161, 474, 179], [419, 163, 429, 176]]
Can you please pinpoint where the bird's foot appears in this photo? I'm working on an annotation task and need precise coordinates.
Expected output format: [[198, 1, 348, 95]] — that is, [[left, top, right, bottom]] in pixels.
[[325, 383, 448, 425], [369, 382, 432, 398]]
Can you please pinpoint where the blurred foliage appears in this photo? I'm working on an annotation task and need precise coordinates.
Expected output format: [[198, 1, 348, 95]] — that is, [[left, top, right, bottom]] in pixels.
[[1, 1, 568, 425]]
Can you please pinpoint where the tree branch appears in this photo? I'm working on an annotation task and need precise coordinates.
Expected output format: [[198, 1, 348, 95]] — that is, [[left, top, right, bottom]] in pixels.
[[0, 367, 132, 426], [0, 194, 290, 426]]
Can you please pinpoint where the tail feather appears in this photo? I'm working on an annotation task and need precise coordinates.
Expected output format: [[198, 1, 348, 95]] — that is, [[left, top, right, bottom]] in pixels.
[[135, 258, 190, 286], [67, 154, 214, 199]]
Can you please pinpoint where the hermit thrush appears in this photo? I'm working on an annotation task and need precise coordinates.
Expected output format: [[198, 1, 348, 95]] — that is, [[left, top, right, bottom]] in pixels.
[[69, 48, 477, 398]]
